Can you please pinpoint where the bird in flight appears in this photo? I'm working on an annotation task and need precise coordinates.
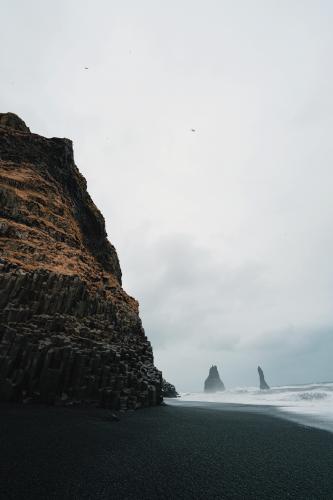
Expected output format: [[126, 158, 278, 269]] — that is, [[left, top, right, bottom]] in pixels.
[[191, 128, 196, 132], [84, 67, 89, 70]]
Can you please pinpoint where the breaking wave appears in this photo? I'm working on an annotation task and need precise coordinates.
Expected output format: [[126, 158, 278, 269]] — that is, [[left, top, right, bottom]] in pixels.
[[178, 382, 333, 431], [298, 391, 328, 401]]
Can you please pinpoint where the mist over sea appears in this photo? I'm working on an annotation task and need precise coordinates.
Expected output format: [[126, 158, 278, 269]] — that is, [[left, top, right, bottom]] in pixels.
[[178, 382, 333, 433]]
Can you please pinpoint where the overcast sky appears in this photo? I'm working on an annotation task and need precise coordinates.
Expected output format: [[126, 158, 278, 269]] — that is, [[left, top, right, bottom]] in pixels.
[[2, 0, 333, 390]]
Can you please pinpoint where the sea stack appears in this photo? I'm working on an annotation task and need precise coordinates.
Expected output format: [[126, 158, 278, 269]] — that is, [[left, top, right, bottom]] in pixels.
[[0, 113, 162, 409], [258, 366, 270, 390], [204, 365, 225, 392]]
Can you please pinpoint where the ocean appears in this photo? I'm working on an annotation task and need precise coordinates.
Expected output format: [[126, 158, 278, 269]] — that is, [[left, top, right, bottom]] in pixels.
[[178, 382, 333, 433]]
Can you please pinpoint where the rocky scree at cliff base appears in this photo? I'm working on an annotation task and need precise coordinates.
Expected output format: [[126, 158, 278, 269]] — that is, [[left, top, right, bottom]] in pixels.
[[0, 113, 162, 410], [161, 378, 179, 398]]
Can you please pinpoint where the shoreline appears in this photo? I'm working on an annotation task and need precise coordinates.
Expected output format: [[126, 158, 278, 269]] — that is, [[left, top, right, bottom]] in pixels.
[[1, 401, 333, 499], [168, 398, 333, 434]]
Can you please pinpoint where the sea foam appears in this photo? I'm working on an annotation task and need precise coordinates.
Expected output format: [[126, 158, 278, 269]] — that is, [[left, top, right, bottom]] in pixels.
[[178, 382, 333, 432]]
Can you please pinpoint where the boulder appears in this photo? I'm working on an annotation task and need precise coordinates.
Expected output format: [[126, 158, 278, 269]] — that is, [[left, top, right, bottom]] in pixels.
[[162, 379, 178, 398]]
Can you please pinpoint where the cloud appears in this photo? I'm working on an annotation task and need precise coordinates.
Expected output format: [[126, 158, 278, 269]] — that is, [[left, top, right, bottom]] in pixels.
[[119, 230, 333, 389], [122, 232, 269, 346], [2, 0, 333, 390]]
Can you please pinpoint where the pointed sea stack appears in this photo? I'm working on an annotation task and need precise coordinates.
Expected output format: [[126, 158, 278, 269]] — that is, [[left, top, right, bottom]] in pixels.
[[258, 366, 270, 390], [204, 365, 225, 392], [0, 113, 162, 409]]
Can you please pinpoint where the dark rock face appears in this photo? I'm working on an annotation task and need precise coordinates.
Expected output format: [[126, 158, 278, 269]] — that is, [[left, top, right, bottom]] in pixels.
[[0, 112, 30, 133], [162, 379, 178, 398], [0, 113, 162, 409], [204, 365, 225, 392], [258, 366, 270, 390]]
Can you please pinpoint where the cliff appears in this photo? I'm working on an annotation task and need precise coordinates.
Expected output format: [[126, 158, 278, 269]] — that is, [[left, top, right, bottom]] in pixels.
[[0, 112, 162, 409], [204, 365, 225, 393]]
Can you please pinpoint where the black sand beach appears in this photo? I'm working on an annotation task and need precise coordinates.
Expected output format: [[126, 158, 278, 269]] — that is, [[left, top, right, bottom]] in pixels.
[[1, 401, 333, 500]]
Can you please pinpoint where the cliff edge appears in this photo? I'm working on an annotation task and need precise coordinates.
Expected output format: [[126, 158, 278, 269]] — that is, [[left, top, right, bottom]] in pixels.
[[0, 113, 162, 409]]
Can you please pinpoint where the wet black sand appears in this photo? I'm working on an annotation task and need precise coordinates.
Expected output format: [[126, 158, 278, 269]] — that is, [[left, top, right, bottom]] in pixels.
[[1, 401, 333, 499]]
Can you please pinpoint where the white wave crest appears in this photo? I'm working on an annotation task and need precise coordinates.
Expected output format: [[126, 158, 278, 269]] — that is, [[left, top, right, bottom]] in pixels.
[[178, 382, 333, 428], [298, 391, 328, 401]]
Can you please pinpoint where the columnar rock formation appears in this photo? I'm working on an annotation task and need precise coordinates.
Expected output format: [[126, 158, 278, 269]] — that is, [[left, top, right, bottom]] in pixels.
[[258, 366, 270, 390], [0, 113, 162, 409], [204, 365, 225, 392]]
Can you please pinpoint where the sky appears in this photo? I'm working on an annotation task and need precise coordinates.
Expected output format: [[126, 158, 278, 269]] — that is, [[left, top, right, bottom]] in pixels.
[[1, 0, 333, 391]]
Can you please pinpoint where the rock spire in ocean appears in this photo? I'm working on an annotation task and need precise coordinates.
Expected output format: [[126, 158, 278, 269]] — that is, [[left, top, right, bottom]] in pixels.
[[0, 112, 162, 409], [258, 366, 270, 390], [204, 365, 225, 392]]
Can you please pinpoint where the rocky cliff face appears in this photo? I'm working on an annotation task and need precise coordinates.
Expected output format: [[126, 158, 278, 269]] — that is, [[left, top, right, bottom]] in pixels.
[[0, 113, 162, 409], [204, 365, 225, 393], [258, 366, 270, 390]]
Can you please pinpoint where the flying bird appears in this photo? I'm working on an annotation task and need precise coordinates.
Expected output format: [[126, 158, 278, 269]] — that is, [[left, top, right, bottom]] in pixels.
[[191, 128, 196, 132], [84, 67, 89, 70]]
